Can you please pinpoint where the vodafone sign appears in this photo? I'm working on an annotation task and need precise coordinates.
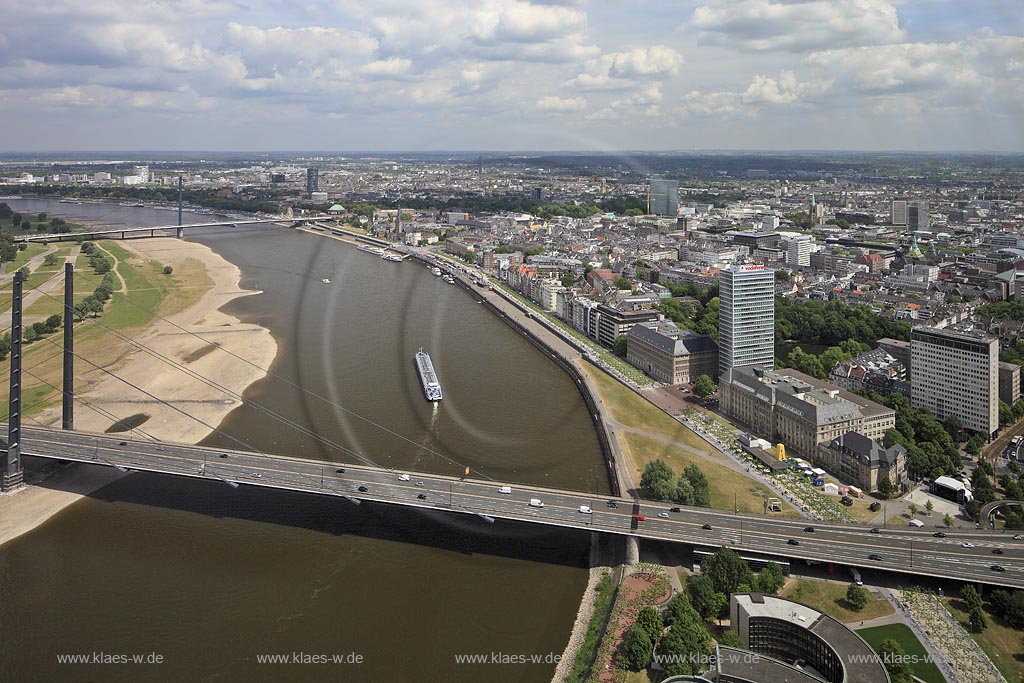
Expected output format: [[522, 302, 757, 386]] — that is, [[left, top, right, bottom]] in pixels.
[[739, 265, 765, 271]]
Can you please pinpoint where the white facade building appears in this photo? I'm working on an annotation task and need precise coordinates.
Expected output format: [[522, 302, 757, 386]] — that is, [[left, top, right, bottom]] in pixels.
[[719, 263, 775, 377], [911, 327, 998, 436]]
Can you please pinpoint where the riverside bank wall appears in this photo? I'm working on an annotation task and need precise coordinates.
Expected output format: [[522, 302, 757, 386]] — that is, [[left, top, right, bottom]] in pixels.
[[408, 253, 621, 497]]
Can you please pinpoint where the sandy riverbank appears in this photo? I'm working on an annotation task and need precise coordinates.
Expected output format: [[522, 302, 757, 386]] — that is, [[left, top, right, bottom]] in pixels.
[[0, 237, 278, 547]]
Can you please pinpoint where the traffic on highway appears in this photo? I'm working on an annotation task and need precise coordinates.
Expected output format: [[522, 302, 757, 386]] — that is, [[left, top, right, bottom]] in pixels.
[[13, 424, 1024, 588]]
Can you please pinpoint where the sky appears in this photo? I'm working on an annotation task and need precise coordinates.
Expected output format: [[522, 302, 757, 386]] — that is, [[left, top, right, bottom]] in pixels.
[[0, 0, 1022, 152]]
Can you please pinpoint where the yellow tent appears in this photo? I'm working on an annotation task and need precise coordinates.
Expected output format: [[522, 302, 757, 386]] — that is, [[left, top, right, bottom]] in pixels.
[[775, 443, 786, 461]]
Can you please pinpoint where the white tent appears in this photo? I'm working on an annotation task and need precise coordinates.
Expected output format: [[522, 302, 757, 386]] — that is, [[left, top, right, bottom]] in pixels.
[[822, 483, 840, 495]]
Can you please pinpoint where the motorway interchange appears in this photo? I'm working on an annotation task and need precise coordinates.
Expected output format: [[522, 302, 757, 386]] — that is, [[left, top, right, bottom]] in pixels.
[[13, 424, 1024, 589]]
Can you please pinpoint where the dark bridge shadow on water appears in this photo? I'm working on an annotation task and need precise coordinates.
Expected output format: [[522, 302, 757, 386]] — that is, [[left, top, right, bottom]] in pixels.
[[29, 461, 597, 570]]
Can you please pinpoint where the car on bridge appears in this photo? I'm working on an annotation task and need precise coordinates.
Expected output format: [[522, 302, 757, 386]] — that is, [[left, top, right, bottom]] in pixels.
[[702, 524, 712, 530], [787, 539, 800, 546], [417, 494, 427, 500], [658, 512, 669, 518], [498, 486, 512, 494], [336, 468, 346, 473], [634, 515, 646, 522], [961, 542, 976, 549], [992, 565, 1006, 572], [933, 532, 947, 538], [357, 486, 368, 492], [578, 506, 592, 515], [869, 554, 883, 561], [870, 528, 880, 534], [993, 548, 1005, 555], [398, 474, 411, 481], [607, 500, 618, 508], [804, 526, 815, 533]]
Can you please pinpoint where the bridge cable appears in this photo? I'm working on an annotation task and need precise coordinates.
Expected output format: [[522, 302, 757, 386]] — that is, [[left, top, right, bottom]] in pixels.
[[19, 368, 162, 442], [72, 269, 490, 479]]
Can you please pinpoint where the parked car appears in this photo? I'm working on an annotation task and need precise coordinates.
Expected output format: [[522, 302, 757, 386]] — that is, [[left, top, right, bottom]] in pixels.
[[840, 496, 854, 506], [869, 502, 882, 512]]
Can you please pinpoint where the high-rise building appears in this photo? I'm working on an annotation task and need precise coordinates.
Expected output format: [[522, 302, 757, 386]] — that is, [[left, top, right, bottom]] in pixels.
[[892, 199, 929, 230], [910, 327, 998, 436], [891, 199, 908, 225], [648, 177, 678, 217], [908, 200, 930, 231], [719, 263, 775, 377], [306, 167, 319, 194], [787, 235, 812, 268]]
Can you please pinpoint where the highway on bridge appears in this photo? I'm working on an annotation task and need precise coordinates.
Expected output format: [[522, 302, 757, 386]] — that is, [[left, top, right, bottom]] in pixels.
[[11, 424, 1024, 588]]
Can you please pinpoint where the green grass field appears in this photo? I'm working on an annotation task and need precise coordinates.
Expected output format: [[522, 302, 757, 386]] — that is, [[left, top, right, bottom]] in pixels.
[[780, 579, 894, 623], [942, 596, 1024, 682], [583, 364, 797, 516], [856, 623, 945, 683]]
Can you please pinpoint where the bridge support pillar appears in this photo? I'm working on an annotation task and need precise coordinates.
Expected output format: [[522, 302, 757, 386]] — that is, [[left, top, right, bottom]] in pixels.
[[176, 227, 184, 239], [62, 262, 74, 431], [625, 535, 639, 566], [3, 271, 24, 490]]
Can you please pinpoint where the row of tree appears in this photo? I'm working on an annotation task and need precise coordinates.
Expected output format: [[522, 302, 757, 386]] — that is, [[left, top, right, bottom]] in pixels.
[[640, 459, 711, 507], [617, 548, 786, 677], [781, 339, 870, 379], [853, 389, 962, 481], [775, 298, 911, 348]]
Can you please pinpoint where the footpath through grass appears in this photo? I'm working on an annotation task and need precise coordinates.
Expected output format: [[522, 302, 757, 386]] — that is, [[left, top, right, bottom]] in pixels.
[[583, 363, 795, 516], [856, 623, 945, 683], [942, 596, 1024, 682], [0, 240, 212, 420]]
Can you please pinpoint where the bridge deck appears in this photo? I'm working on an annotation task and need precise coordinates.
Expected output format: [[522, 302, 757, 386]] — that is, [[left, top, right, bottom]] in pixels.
[[7, 425, 1024, 588]]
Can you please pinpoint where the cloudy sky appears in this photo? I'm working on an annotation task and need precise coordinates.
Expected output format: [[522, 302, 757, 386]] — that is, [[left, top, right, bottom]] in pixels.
[[1, 0, 1022, 152]]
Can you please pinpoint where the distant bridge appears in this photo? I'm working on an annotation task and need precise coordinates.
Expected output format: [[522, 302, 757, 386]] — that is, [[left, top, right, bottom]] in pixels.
[[14, 216, 332, 243], [981, 499, 1024, 529]]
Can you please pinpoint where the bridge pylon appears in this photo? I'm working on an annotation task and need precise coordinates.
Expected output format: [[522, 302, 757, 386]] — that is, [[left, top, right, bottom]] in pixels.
[[3, 271, 24, 490], [62, 261, 74, 431]]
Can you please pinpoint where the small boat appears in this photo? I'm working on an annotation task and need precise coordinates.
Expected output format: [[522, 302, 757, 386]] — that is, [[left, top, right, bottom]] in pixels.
[[431, 267, 442, 276], [322, 278, 331, 283]]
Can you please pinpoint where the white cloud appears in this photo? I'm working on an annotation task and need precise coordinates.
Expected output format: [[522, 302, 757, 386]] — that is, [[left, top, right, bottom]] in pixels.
[[690, 0, 906, 52], [536, 95, 587, 111]]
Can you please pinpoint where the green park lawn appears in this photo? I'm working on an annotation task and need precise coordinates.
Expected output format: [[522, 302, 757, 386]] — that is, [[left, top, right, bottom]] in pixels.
[[780, 578, 894, 623], [856, 623, 945, 683]]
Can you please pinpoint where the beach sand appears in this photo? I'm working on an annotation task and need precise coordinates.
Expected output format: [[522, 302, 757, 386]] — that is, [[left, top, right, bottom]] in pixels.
[[0, 237, 278, 547]]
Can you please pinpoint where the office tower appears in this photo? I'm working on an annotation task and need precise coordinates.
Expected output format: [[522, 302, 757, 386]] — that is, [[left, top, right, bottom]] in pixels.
[[648, 177, 679, 217], [306, 167, 319, 194], [787, 235, 812, 268], [719, 262, 775, 377], [910, 327, 998, 436], [908, 200, 930, 231], [891, 199, 908, 226]]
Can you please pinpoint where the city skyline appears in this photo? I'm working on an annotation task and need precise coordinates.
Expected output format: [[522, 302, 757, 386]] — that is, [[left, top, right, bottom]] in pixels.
[[0, 1, 1022, 152]]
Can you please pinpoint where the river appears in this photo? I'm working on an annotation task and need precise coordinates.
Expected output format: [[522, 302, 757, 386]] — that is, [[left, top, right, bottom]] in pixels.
[[0, 197, 608, 682]]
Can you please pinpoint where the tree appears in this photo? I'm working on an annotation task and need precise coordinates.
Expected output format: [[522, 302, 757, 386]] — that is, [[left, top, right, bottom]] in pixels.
[[759, 562, 785, 594], [969, 606, 988, 633], [162, 265, 173, 275], [640, 459, 676, 501], [662, 592, 698, 628], [846, 584, 869, 611], [683, 464, 711, 507], [878, 477, 894, 499], [614, 334, 628, 358], [961, 584, 983, 613], [878, 638, 914, 683], [701, 547, 754, 596], [83, 296, 104, 317], [989, 589, 1024, 629], [908, 503, 918, 518], [612, 276, 631, 290], [43, 253, 59, 267], [693, 375, 716, 400], [925, 500, 934, 516], [686, 574, 718, 621], [617, 625, 653, 672], [636, 605, 664, 643], [944, 513, 955, 528], [1001, 401, 1016, 426]]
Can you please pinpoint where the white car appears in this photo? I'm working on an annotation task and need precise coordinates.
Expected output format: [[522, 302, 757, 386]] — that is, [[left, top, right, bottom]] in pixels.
[[251, 473, 262, 478], [498, 486, 512, 494], [398, 474, 411, 481], [578, 505, 592, 515], [658, 512, 670, 518], [961, 542, 975, 549]]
